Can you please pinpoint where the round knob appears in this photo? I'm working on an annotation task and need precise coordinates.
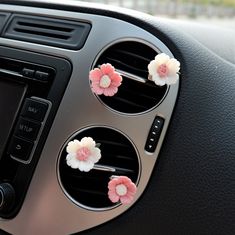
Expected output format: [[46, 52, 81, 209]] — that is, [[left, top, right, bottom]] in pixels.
[[0, 183, 15, 212]]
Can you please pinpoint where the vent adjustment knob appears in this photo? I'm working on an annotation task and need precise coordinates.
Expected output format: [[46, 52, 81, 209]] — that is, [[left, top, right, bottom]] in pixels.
[[0, 183, 15, 212]]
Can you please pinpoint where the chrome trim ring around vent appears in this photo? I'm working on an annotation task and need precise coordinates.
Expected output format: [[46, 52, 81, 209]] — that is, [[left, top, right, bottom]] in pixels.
[[91, 39, 169, 115], [57, 126, 141, 211]]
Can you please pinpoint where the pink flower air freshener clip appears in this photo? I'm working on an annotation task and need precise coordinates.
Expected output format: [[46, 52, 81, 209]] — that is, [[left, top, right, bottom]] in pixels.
[[108, 176, 137, 205], [66, 137, 101, 172], [89, 63, 122, 96], [148, 53, 180, 86]]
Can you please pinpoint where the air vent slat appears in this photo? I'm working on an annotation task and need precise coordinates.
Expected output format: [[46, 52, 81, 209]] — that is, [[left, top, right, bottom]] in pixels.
[[14, 24, 74, 38], [59, 127, 139, 209], [3, 14, 91, 50], [14, 28, 71, 40], [95, 41, 168, 113], [17, 21, 74, 33], [69, 187, 107, 196], [114, 49, 151, 63], [105, 57, 147, 76]]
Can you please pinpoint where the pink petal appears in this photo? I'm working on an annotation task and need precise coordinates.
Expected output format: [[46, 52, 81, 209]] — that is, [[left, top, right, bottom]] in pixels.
[[100, 63, 115, 76], [110, 73, 122, 86], [89, 68, 102, 82], [120, 194, 134, 204], [103, 87, 118, 96], [91, 85, 104, 95], [127, 183, 137, 194], [108, 179, 118, 189], [108, 192, 120, 203]]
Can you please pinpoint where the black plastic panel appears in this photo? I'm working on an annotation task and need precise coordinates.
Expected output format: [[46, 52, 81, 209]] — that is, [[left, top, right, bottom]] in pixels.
[[2, 14, 91, 50], [0, 12, 10, 35], [0, 46, 72, 218]]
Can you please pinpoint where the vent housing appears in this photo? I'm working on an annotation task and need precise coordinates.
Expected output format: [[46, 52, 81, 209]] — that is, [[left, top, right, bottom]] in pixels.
[[58, 127, 140, 209], [94, 41, 168, 114], [2, 15, 91, 50]]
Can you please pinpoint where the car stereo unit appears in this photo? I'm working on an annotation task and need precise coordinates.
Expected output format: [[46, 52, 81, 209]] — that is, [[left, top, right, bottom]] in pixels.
[[0, 46, 71, 218]]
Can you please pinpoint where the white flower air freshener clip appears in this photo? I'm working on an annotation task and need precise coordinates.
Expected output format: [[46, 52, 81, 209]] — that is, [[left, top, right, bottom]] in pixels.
[[66, 137, 101, 172], [148, 53, 180, 86]]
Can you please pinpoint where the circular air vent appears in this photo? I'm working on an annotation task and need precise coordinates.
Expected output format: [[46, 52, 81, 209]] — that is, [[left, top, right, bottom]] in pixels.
[[58, 127, 140, 210], [93, 41, 168, 114]]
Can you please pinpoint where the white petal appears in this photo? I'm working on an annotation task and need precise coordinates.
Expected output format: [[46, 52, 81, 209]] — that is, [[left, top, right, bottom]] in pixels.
[[166, 74, 179, 85], [155, 53, 170, 66], [89, 147, 101, 163], [81, 137, 96, 149], [148, 60, 158, 77], [152, 74, 166, 86], [66, 155, 80, 169], [78, 161, 94, 172], [167, 58, 180, 76], [66, 140, 81, 154]]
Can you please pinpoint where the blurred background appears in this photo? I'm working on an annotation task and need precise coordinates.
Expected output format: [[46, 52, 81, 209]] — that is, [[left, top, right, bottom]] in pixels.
[[79, 0, 235, 30]]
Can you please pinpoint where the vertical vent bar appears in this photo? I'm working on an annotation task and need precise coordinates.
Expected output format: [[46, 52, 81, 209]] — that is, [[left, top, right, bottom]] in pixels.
[[95, 41, 168, 114], [3, 14, 91, 50], [0, 12, 11, 35]]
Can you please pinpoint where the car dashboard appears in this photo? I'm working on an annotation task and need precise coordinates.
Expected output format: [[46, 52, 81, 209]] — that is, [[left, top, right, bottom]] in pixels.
[[0, 1, 234, 235]]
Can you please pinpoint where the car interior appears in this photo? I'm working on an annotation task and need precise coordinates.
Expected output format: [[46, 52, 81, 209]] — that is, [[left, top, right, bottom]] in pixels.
[[0, 0, 234, 234]]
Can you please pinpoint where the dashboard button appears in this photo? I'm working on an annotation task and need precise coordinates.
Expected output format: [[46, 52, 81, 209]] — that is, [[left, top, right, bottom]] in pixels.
[[14, 118, 41, 141], [22, 68, 35, 78], [8, 136, 33, 161], [21, 98, 48, 122], [35, 71, 49, 81], [145, 117, 164, 153]]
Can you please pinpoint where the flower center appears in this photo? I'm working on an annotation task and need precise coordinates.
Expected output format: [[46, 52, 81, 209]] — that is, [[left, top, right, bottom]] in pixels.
[[76, 147, 90, 161], [157, 64, 169, 77], [116, 184, 128, 196], [99, 75, 111, 88]]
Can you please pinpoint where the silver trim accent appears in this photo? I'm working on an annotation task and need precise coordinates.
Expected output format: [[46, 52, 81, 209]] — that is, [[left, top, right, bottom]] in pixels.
[[0, 4, 179, 235], [0, 189, 4, 208], [90, 37, 170, 116], [115, 69, 146, 83], [10, 97, 52, 164], [93, 164, 116, 172], [0, 69, 23, 78]]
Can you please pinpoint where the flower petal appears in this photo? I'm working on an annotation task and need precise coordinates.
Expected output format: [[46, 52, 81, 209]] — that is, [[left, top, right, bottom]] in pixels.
[[103, 86, 118, 96], [89, 68, 102, 82], [100, 63, 115, 76], [165, 74, 179, 85], [120, 194, 134, 204], [167, 58, 180, 76], [66, 140, 80, 154], [152, 75, 166, 86], [155, 53, 170, 66], [81, 137, 96, 148], [90, 148, 101, 163], [108, 191, 120, 203], [91, 84, 104, 95], [110, 73, 122, 86], [78, 161, 94, 172]]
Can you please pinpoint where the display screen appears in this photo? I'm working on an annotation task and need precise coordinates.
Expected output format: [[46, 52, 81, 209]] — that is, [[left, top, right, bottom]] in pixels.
[[0, 80, 26, 158]]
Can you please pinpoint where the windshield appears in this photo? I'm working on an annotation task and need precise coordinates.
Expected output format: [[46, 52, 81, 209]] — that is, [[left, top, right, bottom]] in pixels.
[[77, 0, 235, 30]]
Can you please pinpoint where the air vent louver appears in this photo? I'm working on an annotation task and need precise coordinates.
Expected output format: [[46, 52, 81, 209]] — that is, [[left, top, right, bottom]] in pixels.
[[58, 127, 140, 209], [94, 41, 167, 114], [3, 15, 91, 49]]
